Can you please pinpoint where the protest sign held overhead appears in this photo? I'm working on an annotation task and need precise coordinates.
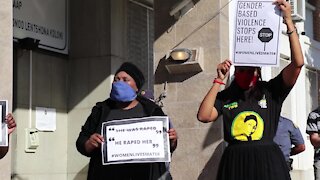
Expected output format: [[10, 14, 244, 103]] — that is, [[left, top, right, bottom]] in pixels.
[[233, 0, 282, 67]]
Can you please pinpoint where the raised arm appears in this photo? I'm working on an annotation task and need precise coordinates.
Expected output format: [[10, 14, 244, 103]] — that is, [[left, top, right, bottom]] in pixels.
[[274, 0, 304, 87], [197, 59, 232, 123]]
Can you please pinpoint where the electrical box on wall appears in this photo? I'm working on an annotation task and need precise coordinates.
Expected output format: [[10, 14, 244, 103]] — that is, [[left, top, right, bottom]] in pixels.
[[25, 128, 39, 153], [165, 47, 204, 74]]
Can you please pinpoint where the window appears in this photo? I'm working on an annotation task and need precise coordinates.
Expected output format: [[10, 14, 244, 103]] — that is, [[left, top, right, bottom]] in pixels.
[[127, 1, 154, 90], [305, 2, 316, 39], [305, 68, 318, 112]]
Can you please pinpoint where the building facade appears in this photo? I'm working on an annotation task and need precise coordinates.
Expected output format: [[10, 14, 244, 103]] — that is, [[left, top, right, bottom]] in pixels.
[[0, 0, 319, 180]]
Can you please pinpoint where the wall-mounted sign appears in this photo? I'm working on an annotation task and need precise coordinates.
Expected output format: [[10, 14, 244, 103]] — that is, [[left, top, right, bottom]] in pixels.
[[13, 0, 68, 54]]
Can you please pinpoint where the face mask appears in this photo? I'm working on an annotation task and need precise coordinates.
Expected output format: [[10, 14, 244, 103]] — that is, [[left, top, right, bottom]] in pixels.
[[235, 71, 258, 89], [110, 81, 137, 102]]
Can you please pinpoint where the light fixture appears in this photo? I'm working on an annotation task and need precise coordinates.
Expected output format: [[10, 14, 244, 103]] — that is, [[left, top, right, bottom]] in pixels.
[[169, 48, 193, 61], [165, 47, 204, 74]]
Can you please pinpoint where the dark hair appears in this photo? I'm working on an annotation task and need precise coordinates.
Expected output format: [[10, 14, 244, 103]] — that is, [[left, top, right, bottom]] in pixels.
[[234, 66, 262, 80], [244, 115, 257, 123], [232, 66, 263, 100], [244, 115, 258, 136]]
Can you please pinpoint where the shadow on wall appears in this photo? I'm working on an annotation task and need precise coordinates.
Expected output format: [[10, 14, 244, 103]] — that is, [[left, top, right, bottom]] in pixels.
[[11, 165, 89, 180], [202, 119, 224, 149], [154, 0, 200, 40], [154, 56, 201, 85], [73, 165, 89, 180], [198, 142, 224, 180], [11, 174, 22, 180], [198, 115, 225, 179]]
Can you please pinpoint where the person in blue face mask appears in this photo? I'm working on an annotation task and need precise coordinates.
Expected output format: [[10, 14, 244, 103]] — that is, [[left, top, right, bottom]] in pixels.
[[76, 62, 178, 180]]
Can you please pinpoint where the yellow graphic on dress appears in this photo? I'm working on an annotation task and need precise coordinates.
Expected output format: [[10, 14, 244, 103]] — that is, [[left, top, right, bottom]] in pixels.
[[231, 111, 264, 141]]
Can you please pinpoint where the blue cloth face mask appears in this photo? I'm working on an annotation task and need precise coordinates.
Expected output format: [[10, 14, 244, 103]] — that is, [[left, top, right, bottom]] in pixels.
[[110, 81, 137, 102]]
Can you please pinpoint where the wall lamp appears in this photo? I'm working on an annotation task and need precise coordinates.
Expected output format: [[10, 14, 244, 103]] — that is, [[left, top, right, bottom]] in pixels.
[[169, 48, 194, 62], [165, 47, 203, 74]]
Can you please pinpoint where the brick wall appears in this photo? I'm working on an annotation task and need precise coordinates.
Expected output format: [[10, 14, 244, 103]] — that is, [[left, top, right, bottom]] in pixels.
[[309, 0, 320, 41]]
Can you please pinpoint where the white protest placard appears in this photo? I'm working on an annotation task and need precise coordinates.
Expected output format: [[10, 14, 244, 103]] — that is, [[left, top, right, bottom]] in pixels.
[[0, 100, 8, 147], [233, 0, 282, 66], [101, 116, 171, 165]]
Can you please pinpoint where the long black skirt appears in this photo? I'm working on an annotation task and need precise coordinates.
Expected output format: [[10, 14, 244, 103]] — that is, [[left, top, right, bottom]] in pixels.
[[217, 140, 290, 180]]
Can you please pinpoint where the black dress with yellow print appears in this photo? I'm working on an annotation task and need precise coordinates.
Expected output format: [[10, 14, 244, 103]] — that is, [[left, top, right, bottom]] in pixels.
[[214, 73, 292, 180]]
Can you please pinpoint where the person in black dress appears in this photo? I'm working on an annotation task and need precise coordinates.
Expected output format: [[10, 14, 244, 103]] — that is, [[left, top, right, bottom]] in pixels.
[[197, 0, 304, 179]]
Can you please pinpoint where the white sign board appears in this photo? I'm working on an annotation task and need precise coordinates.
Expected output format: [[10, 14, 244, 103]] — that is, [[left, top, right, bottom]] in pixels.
[[0, 101, 8, 147], [13, 0, 68, 54], [101, 116, 171, 165], [233, 0, 282, 66]]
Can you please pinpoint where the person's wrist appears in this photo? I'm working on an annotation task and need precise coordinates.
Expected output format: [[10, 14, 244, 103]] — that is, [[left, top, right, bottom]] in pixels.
[[84, 141, 92, 153], [286, 26, 297, 35], [283, 16, 293, 24], [213, 78, 225, 85]]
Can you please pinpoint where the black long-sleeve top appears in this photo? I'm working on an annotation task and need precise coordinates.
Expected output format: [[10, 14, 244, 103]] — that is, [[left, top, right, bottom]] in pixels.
[[76, 96, 170, 180]]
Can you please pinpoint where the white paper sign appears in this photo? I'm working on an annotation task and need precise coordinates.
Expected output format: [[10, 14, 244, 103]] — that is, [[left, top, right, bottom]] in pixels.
[[233, 0, 282, 67], [0, 101, 8, 147], [101, 116, 171, 165], [36, 107, 56, 131]]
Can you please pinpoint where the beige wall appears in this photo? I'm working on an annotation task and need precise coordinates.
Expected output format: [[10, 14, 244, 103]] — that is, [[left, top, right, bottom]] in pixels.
[[0, 0, 13, 180], [11, 0, 141, 179], [67, 0, 120, 179], [12, 0, 114, 179], [12, 49, 69, 180], [154, 0, 230, 179]]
